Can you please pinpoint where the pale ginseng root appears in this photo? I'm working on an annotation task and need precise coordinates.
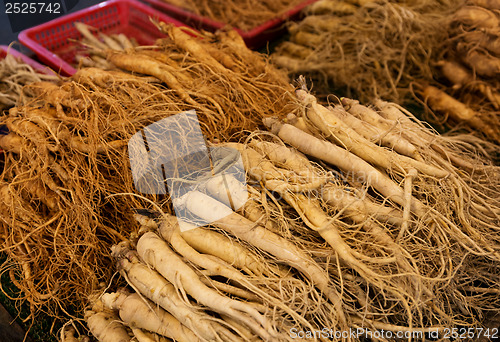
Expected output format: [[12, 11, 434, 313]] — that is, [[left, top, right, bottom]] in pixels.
[[154, 215, 316, 332], [59, 326, 90, 342], [132, 209, 335, 338], [74, 23, 139, 69], [249, 140, 412, 252], [175, 192, 454, 334], [325, 94, 500, 255], [217, 314, 262, 342], [173, 191, 349, 332], [420, 84, 500, 144], [248, 139, 405, 227], [101, 290, 199, 342], [199, 175, 351, 307], [263, 118, 427, 216], [343, 97, 439, 148], [136, 231, 277, 340], [380, 89, 500, 155], [371, 99, 495, 172], [306, 0, 359, 16], [288, 105, 459, 243], [241, 137, 414, 245], [134, 210, 319, 320], [296, 94, 499, 210], [112, 242, 241, 342], [296, 89, 449, 178], [321, 183, 405, 227], [326, 100, 421, 159], [237, 187, 283, 235], [232, 186, 369, 325], [275, 41, 315, 59], [157, 216, 267, 286], [239, 142, 430, 302], [131, 328, 170, 342], [372, 100, 500, 233], [224, 186, 361, 330], [133, 212, 285, 278], [74, 22, 108, 51], [341, 98, 500, 222], [192, 143, 454, 330], [85, 308, 132, 342], [343, 97, 450, 167], [265, 118, 500, 263], [209, 182, 358, 315], [452, 5, 500, 30], [0, 53, 58, 110], [437, 59, 500, 109]]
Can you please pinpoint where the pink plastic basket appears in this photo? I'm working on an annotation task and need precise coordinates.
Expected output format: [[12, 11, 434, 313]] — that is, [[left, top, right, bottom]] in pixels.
[[142, 0, 318, 49], [18, 0, 188, 76]]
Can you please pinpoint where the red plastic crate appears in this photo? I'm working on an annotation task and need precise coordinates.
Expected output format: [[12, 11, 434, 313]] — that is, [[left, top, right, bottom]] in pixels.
[[0, 45, 54, 74], [142, 0, 318, 49], [18, 0, 188, 76]]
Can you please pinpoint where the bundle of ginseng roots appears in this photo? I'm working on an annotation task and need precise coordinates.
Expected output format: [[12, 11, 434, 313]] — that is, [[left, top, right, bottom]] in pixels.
[[72, 22, 139, 70], [0, 52, 59, 111], [0, 24, 294, 330], [272, 0, 464, 102], [71, 82, 500, 342], [417, 0, 500, 144]]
